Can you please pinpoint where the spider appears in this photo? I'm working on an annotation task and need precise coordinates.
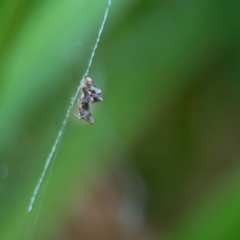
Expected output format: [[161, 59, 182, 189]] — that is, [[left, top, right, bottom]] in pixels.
[[74, 76, 103, 124]]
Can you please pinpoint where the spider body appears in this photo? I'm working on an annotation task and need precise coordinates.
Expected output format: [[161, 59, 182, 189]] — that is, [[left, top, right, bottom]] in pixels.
[[75, 77, 102, 124]]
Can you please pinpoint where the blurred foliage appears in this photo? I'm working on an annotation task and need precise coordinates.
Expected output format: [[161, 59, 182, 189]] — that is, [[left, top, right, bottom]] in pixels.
[[1, 0, 240, 239]]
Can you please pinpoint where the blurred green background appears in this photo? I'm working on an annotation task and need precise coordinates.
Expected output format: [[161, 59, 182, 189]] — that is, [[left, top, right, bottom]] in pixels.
[[1, 0, 240, 239]]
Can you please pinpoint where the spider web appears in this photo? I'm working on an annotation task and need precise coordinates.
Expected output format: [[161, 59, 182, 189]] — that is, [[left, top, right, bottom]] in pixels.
[[27, 0, 112, 213]]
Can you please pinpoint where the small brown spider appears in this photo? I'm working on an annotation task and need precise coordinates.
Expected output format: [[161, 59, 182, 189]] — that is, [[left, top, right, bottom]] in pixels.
[[74, 76, 103, 124]]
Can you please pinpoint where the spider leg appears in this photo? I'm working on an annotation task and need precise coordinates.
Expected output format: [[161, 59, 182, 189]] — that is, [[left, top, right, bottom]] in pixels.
[[73, 113, 81, 119]]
